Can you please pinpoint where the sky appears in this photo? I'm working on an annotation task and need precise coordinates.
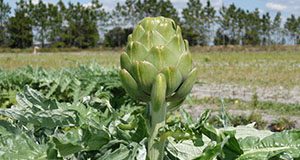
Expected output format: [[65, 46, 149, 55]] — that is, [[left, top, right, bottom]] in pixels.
[[5, 0, 300, 19]]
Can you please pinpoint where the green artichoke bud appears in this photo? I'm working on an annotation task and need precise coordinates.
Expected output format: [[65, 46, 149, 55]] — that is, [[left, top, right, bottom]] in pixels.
[[120, 16, 197, 107], [119, 17, 197, 160]]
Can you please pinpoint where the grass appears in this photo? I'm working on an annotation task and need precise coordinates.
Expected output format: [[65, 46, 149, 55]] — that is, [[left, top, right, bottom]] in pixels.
[[195, 51, 300, 88], [0, 48, 299, 87], [0, 51, 120, 69]]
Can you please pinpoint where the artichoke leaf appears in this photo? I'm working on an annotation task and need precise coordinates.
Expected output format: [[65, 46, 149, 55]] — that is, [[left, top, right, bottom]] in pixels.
[[151, 73, 167, 112], [120, 52, 131, 71], [166, 35, 185, 56], [119, 69, 139, 99], [184, 40, 190, 52], [167, 98, 186, 112], [139, 17, 161, 31], [119, 69, 150, 101], [151, 30, 167, 47], [132, 61, 158, 94], [168, 68, 198, 101], [155, 20, 177, 41], [127, 41, 148, 61], [146, 46, 177, 70], [127, 35, 132, 44], [161, 67, 182, 96], [176, 53, 193, 79], [139, 31, 166, 49], [132, 25, 145, 41]]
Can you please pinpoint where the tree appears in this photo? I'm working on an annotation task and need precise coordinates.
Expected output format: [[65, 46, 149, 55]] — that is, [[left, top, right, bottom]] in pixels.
[[0, 0, 11, 47], [182, 0, 207, 45], [243, 9, 261, 45], [134, 0, 179, 24], [214, 28, 230, 45], [261, 12, 271, 45], [47, 1, 65, 47], [298, 17, 300, 44], [110, 0, 140, 28], [30, 0, 50, 47], [236, 8, 246, 45], [158, 0, 180, 24], [104, 27, 133, 47], [110, 2, 127, 28], [90, 0, 108, 40], [285, 14, 299, 45], [7, 0, 33, 48], [216, 4, 239, 45], [272, 12, 283, 44], [203, 0, 216, 44], [63, 2, 100, 48]]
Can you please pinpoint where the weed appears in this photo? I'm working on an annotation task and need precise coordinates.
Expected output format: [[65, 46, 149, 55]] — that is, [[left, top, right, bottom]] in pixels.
[[269, 117, 296, 132]]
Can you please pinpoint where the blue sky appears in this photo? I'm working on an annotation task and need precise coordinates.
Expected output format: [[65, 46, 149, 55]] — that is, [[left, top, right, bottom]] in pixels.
[[5, 0, 300, 19]]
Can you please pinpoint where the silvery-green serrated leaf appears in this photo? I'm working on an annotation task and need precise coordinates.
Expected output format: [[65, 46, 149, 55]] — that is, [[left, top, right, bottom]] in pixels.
[[82, 125, 111, 151], [236, 131, 300, 160], [221, 123, 273, 139], [97, 144, 131, 160], [0, 133, 48, 159], [167, 139, 203, 160], [136, 139, 147, 160]]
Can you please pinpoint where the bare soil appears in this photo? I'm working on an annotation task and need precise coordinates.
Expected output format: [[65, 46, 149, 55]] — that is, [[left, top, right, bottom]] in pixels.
[[191, 83, 300, 104], [187, 84, 300, 128]]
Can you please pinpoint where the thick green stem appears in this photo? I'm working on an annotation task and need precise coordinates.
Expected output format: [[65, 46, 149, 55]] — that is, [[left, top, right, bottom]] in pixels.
[[148, 102, 166, 160]]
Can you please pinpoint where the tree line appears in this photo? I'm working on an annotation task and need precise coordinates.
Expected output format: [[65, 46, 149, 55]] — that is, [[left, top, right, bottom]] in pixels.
[[0, 0, 299, 48]]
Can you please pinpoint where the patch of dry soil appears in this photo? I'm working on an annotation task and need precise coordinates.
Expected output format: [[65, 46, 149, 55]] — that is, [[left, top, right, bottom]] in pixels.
[[191, 83, 300, 104], [188, 84, 300, 128]]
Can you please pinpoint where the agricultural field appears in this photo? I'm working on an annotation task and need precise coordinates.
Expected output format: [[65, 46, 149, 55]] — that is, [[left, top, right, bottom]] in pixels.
[[1, 0, 300, 158], [0, 48, 300, 159]]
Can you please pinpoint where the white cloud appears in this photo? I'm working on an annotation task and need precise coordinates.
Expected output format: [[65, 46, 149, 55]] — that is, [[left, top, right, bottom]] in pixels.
[[82, 2, 92, 8], [266, 2, 287, 11], [209, 0, 223, 9], [32, 0, 39, 5]]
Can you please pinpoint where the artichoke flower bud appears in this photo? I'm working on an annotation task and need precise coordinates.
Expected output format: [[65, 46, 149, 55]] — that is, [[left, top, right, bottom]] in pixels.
[[120, 16, 198, 160], [120, 16, 197, 109]]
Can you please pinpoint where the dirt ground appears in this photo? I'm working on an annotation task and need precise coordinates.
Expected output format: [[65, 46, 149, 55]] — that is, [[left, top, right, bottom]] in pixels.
[[191, 83, 300, 104], [188, 84, 300, 128]]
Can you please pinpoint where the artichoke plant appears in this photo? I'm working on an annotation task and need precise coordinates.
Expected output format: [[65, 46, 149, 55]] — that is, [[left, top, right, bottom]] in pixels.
[[119, 16, 197, 160]]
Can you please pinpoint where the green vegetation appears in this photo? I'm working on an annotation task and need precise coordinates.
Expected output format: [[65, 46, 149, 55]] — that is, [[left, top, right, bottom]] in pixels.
[[0, 3, 299, 157], [0, 66, 300, 159], [1, 49, 299, 87], [0, 64, 124, 109], [0, 51, 119, 69]]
